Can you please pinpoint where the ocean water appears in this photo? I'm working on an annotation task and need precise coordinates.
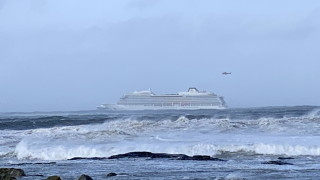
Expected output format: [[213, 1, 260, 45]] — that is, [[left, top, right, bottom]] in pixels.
[[1, 106, 320, 179]]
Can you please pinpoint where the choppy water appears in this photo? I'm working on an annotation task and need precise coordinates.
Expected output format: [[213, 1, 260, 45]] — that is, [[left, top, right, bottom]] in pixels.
[[1, 106, 320, 179]]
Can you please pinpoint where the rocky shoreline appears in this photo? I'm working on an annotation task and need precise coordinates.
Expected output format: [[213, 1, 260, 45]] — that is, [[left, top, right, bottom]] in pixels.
[[0, 168, 25, 180], [0, 168, 98, 180], [1, 151, 295, 180], [69, 151, 227, 161]]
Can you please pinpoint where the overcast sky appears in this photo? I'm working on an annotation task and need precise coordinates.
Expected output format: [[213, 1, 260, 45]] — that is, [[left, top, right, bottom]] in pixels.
[[1, 0, 320, 112]]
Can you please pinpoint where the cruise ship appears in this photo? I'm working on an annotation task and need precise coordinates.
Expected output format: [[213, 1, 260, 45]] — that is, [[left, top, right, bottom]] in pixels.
[[97, 87, 227, 110]]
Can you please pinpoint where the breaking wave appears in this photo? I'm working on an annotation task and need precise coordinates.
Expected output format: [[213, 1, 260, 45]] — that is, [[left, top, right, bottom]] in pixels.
[[1, 106, 319, 160], [14, 141, 320, 160], [305, 108, 320, 118], [191, 143, 320, 156], [13, 119, 320, 160]]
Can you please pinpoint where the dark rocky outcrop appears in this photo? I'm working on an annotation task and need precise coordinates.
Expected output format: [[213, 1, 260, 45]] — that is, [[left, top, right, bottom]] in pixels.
[[1, 174, 16, 180], [46, 175, 62, 180], [262, 160, 293, 165], [178, 155, 226, 161], [68, 151, 226, 162], [10, 162, 56, 166], [0, 168, 25, 180], [108, 151, 186, 159], [278, 157, 294, 160], [69, 157, 108, 161], [78, 174, 93, 180], [106, 173, 117, 177], [191, 155, 212, 160], [108, 151, 226, 161], [30, 174, 44, 177]]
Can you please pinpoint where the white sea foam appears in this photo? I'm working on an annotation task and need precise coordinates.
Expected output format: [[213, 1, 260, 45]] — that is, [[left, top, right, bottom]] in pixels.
[[305, 108, 320, 118], [9, 114, 318, 140], [223, 173, 247, 180], [0, 150, 9, 157], [188, 143, 320, 156], [10, 114, 320, 160], [15, 140, 107, 160], [14, 137, 320, 160], [13, 119, 320, 160]]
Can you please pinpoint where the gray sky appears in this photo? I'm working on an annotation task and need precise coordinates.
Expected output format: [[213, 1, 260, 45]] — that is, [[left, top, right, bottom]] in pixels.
[[1, 0, 320, 112]]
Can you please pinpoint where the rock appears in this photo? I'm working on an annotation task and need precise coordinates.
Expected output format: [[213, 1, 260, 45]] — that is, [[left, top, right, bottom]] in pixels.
[[0, 174, 16, 180], [78, 174, 93, 180], [68, 151, 225, 161], [108, 151, 187, 159], [106, 173, 117, 177], [278, 157, 294, 160], [108, 151, 226, 161], [10, 162, 56, 166], [192, 155, 212, 160], [69, 157, 107, 161], [31, 174, 44, 177], [177, 155, 226, 161], [46, 175, 62, 180], [0, 168, 25, 178], [108, 151, 168, 159], [190, 155, 225, 161], [262, 160, 293, 165]]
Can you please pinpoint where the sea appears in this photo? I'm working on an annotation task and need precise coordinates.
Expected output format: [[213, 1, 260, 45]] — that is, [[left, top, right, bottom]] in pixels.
[[1, 106, 320, 180]]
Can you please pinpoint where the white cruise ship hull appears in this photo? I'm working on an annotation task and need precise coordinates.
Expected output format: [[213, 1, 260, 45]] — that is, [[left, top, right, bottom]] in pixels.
[[98, 88, 227, 111], [97, 104, 226, 111]]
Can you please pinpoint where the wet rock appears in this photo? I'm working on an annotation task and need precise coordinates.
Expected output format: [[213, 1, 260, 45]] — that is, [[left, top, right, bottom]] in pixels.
[[278, 157, 294, 160], [30, 174, 44, 177], [108, 151, 190, 160], [108, 151, 226, 161], [78, 174, 93, 180], [262, 160, 293, 165], [0, 174, 16, 180], [106, 173, 117, 177], [0, 168, 25, 178], [108, 151, 170, 159], [192, 155, 212, 160], [10, 162, 56, 166], [46, 175, 62, 180], [188, 155, 226, 161], [69, 157, 107, 161]]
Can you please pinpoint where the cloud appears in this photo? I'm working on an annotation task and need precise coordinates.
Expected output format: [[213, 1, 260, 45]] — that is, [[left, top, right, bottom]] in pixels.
[[127, 0, 159, 9], [1, 0, 320, 111], [0, 0, 5, 8]]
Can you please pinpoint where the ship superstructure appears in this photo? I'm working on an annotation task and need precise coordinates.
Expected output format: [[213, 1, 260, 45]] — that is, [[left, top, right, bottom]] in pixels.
[[98, 88, 227, 110]]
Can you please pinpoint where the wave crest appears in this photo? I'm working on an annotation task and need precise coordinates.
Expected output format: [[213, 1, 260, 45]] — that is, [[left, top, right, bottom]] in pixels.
[[14, 140, 320, 160]]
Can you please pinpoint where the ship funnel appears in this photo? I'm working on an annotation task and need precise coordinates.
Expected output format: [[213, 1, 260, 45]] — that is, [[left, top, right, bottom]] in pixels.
[[188, 87, 199, 93]]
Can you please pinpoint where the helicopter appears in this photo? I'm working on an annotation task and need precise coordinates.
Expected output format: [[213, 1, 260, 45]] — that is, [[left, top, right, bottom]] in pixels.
[[222, 72, 231, 75]]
